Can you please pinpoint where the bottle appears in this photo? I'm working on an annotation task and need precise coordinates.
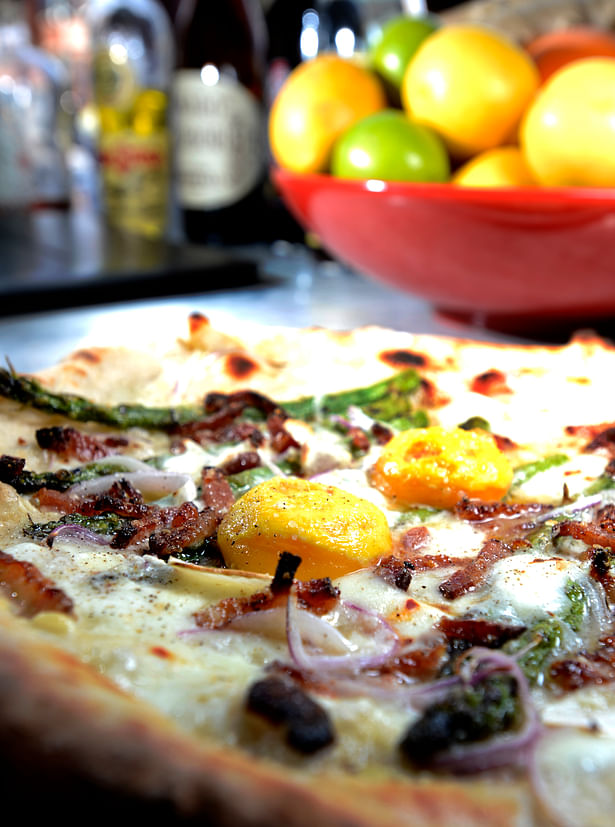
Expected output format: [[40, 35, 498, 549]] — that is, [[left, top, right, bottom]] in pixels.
[[0, 0, 71, 210], [88, 0, 174, 238], [172, 0, 270, 245]]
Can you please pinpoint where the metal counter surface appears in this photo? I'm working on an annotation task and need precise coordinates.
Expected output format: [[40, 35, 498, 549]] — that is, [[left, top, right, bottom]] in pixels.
[[0, 244, 530, 375]]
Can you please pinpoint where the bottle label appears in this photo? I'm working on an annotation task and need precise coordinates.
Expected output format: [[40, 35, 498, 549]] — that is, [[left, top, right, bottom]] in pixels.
[[99, 130, 170, 238], [173, 69, 264, 210]]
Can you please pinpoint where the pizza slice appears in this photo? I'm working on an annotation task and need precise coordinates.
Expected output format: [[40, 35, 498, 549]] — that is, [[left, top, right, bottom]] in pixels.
[[1, 315, 615, 826]]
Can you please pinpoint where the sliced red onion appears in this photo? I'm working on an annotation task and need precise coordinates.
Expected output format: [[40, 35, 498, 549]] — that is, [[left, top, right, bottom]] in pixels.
[[67, 470, 192, 499], [286, 592, 400, 676], [227, 605, 354, 653], [345, 405, 376, 430], [47, 523, 112, 548], [87, 456, 155, 472], [534, 493, 604, 524]]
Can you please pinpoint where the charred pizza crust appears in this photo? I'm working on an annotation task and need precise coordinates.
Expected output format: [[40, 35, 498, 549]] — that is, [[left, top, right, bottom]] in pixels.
[[2, 316, 615, 826]]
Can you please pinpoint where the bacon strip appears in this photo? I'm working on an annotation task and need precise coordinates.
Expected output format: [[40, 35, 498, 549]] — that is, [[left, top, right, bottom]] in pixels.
[[438, 617, 526, 648], [200, 467, 235, 519], [194, 553, 340, 630], [173, 390, 280, 446], [0, 549, 73, 617], [395, 525, 430, 555], [556, 520, 615, 551], [439, 539, 512, 600], [374, 555, 413, 591], [550, 635, 615, 690], [454, 498, 548, 523], [114, 501, 218, 557], [267, 411, 300, 455], [36, 426, 128, 462]]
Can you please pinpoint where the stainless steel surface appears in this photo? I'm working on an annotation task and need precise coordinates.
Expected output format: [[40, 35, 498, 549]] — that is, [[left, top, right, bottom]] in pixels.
[[0, 243, 528, 375]]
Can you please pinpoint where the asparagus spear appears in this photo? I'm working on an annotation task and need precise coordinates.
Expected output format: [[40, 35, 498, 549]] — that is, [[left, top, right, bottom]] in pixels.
[[24, 511, 132, 540], [0, 365, 423, 431], [282, 368, 422, 422], [511, 453, 569, 488], [0, 368, 203, 429], [0, 455, 143, 493]]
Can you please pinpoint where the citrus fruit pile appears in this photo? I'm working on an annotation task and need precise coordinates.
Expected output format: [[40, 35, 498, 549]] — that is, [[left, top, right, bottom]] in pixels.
[[268, 15, 615, 189]]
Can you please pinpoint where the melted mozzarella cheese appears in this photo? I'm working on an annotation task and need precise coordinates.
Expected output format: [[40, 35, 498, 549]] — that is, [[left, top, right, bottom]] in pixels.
[[514, 454, 608, 503]]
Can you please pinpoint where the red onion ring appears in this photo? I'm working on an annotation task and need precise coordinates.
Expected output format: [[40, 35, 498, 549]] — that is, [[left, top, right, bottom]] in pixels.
[[286, 591, 400, 676], [428, 647, 543, 774], [67, 470, 192, 499], [47, 523, 112, 548]]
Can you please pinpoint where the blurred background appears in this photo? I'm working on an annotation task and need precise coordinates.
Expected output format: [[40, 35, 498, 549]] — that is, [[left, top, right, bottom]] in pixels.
[[1, 0, 615, 334]]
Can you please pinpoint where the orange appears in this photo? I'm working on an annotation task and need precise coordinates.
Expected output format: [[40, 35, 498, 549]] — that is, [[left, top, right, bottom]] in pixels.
[[525, 25, 615, 83], [401, 24, 540, 160], [520, 57, 615, 187], [268, 54, 387, 174], [453, 146, 536, 187]]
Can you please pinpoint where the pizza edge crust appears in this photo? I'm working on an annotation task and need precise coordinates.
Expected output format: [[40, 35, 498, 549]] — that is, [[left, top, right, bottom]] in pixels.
[[0, 607, 538, 826]]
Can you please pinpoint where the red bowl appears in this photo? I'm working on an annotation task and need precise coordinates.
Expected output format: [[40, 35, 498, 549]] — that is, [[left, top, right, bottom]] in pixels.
[[272, 167, 615, 326]]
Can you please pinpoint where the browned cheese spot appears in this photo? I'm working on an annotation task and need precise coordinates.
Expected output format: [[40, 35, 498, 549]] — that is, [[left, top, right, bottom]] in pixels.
[[470, 369, 511, 396], [73, 349, 102, 364], [188, 311, 210, 335], [379, 349, 428, 368], [225, 352, 259, 380]]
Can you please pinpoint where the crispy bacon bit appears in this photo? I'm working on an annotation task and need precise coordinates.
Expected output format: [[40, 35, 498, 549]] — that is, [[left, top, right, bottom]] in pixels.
[[78, 479, 149, 519], [371, 422, 393, 445], [550, 636, 615, 690], [381, 634, 448, 683], [267, 410, 300, 455], [379, 348, 427, 368], [34, 487, 77, 513], [396, 525, 430, 555], [194, 553, 339, 629], [439, 539, 512, 600], [348, 426, 371, 453], [454, 498, 547, 523], [224, 352, 259, 380], [220, 422, 264, 447], [493, 434, 517, 451], [438, 617, 526, 648], [403, 553, 468, 571], [204, 389, 279, 418], [271, 551, 302, 595], [246, 673, 335, 754], [470, 369, 511, 396], [584, 426, 615, 455], [200, 467, 235, 519], [141, 502, 218, 557], [295, 578, 339, 615], [35, 426, 129, 462], [0, 549, 73, 617], [173, 389, 280, 446], [566, 421, 615, 440], [556, 520, 615, 552], [193, 589, 275, 629], [374, 555, 413, 591], [218, 451, 261, 477]]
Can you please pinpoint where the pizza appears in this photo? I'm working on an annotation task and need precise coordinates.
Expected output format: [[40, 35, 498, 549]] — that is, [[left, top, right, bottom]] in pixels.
[[2, 312, 615, 826]]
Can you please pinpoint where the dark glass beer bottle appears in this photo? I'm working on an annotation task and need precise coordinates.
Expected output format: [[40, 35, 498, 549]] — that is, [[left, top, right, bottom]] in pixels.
[[173, 0, 269, 245]]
